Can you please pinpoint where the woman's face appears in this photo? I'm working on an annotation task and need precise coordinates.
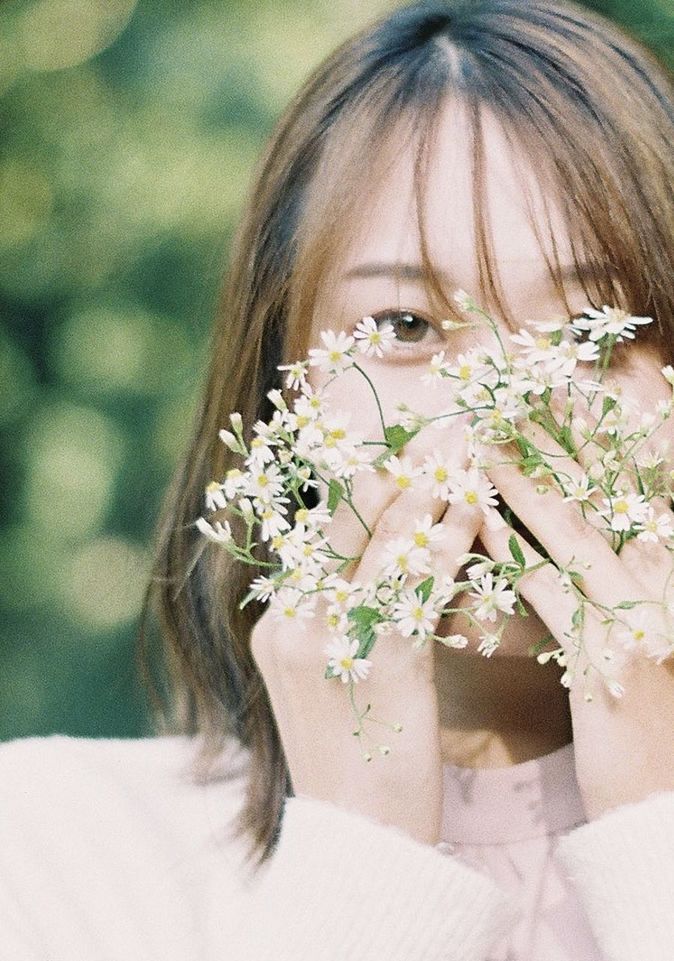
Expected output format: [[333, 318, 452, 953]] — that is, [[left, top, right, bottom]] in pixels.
[[308, 100, 672, 656]]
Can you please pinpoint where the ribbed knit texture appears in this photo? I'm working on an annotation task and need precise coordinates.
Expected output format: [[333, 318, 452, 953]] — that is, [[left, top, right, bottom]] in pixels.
[[231, 795, 518, 961], [1, 735, 673, 961], [557, 792, 674, 961]]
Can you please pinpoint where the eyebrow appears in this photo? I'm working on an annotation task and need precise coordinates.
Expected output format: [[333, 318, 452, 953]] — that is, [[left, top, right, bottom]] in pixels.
[[343, 260, 606, 287]]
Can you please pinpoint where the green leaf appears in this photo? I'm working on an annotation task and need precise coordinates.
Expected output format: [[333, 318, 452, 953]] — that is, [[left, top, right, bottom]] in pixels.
[[348, 605, 385, 658], [615, 600, 638, 610], [557, 425, 576, 456], [327, 478, 345, 515], [415, 576, 435, 603], [602, 395, 617, 416], [508, 534, 526, 568], [383, 424, 418, 453]]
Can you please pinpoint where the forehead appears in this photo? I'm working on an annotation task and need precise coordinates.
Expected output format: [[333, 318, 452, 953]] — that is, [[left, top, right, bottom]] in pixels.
[[338, 99, 571, 297]]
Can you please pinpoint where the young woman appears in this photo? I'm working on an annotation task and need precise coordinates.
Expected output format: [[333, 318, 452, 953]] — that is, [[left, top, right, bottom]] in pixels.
[[2, 2, 674, 959]]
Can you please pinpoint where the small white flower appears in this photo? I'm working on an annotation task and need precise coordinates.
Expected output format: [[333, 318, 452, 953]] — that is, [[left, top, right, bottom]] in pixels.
[[278, 360, 309, 390], [636, 507, 674, 543], [270, 588, 314, 622], [469, 573, 516, 622], [446, 469, 499, 515], [308, 330, 355, 373], [392, 590, 436, 638], [421, 351, 451, 386], [599, 491, 649, 532], [453, 289, 475, 312], [204, 481, 227, 511], [422, 451, 455, 500], [196, 516, 232, 544], [477, 633, 501, 657], [562, 474, 597, 504], [353, 315, 396, 357], [324, 636, 372, 684], [382, 537, 432, 577], [570, 306, 653, 343], [383, 454, 423, 491], [223, 468, 247, 500], [411, 514, 445, 549], [249, 575, 278, 602]]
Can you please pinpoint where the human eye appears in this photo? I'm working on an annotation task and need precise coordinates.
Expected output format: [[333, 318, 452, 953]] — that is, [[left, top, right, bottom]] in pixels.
[[369, 308, 443, 350]]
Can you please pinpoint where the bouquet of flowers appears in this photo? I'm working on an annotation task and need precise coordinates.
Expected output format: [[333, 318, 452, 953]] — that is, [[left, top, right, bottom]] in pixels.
[[196, 292, 674, 759]]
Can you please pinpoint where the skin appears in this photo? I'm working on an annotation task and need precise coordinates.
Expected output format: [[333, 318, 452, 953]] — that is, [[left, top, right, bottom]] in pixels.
[[251, 99, 674, 846]]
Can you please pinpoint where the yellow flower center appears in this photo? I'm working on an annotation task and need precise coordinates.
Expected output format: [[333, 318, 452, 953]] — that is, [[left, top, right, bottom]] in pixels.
[[614, 499, 629, 514], [434, 466, 448, 482], [414, 532, 428, 547], [633, 628, 645, 641], [328, 350, 342, 362], [257, 474, 269, 488], [396, 476, 411, 489], [535, 337, 550, 350], [340, 656, 354, 669], [413, 606, 424, 621], [295, 508, 308, 522], [458, 364, 471, 380], [464, 490, 478, 505], [283, 607, 296, 618]]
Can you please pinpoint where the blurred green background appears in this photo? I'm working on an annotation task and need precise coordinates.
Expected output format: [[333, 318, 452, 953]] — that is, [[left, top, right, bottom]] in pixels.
[[1, 0, 673, 742]]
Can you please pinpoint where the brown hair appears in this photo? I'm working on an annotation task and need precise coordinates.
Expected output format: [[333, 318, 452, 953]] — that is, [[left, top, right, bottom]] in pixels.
[[139, 0, 674, 870]]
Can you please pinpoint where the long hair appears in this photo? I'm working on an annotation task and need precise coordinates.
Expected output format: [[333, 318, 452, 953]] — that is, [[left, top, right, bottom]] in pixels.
[[139, 0, 674, 870]]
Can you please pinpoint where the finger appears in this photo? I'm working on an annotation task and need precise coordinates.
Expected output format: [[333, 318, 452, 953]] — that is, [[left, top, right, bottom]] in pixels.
[[478, 509, 580, 653], [619, 535, 674, 599], [353, 482, 482, 586], [484, 447, 646, 608], [326, 427, 471, 574]]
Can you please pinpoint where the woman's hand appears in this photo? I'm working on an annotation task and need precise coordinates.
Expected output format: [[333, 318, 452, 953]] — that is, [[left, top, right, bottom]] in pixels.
[[479, 426, 674, 821], [250, 440, 482, 846]]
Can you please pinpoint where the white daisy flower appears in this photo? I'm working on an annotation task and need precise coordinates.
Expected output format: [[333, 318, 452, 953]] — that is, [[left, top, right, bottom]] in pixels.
[[421, 351, 451, 386], [278, 360, 309, 390], [257, 504, 291, 542], [392, 590, 436, 639], [422, 451, 454, 500], [562, 474, 597, 504], [204, 481, 227, 511], [353, 315, 396, 357], [477, 633, 501, 657], [249, 575, 278, 602], [469, 573, 516, 622], [382, 537, 432, 577], [196, 516, 232, 544], [599, 491, 649, 532], [324, 636, 372, 684], [270, 588, 315, 622], [570, 306, 653, 343], [383, 454, 423, 491], [412, 514, 446, 549], [446, 469, 499, 515], [308, 330, 355, 373], [636, 507, 674, 543]]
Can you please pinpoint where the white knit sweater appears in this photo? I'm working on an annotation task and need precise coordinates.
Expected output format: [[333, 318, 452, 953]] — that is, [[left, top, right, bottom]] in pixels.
[[0, 734, 673, 961]]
